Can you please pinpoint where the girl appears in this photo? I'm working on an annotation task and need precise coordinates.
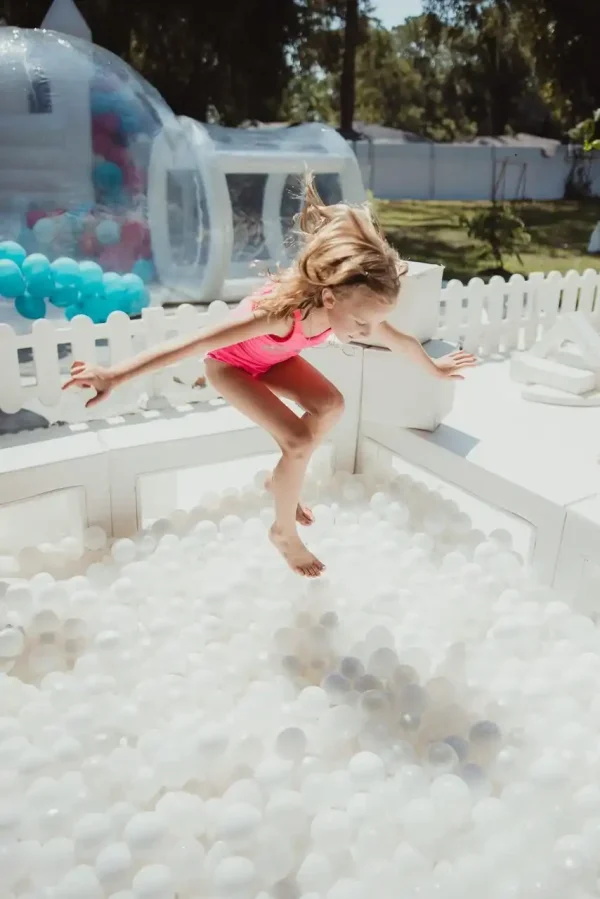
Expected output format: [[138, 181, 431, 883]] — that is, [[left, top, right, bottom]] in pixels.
[[63, 177, 476, 577]]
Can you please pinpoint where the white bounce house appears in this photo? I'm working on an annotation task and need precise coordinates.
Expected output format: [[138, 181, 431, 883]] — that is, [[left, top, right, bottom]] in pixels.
[[0, 6, 372, 310], [0, 25, 95, 223]]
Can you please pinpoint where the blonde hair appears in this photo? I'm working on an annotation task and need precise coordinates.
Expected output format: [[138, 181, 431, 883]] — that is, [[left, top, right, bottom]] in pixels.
[[256, 174, 408, 320]]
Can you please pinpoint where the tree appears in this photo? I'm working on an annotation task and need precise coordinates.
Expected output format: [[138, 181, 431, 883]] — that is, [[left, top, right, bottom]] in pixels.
[[425, 0, 600, 129], [0, 0, 306, 124], [339, 0, 359, 132]]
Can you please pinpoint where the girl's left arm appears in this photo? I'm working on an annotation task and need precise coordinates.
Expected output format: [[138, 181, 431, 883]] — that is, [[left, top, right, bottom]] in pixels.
[[374, 322, 477, 380]]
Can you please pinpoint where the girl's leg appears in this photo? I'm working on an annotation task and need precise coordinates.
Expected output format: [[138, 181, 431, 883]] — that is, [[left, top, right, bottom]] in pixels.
[[204, 358, 342, 577], [259, 356, 345, 524]]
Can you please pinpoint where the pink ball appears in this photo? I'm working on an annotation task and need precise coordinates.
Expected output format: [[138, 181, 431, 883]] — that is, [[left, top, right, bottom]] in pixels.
[[121, 220, 147, 253], [106, 145, 128, 168], [93, 112, 120, 135], [26, 209, 47, 228], [92, 132, 113, 158], [99, 244, 135, 274]]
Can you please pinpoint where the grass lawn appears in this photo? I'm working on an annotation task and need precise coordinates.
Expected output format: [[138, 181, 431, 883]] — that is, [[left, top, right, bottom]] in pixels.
[[377, 199, 600, 283]]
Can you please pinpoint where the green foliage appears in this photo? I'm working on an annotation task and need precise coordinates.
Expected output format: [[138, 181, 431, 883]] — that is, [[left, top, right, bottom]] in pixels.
[[569, 110, 600, 153], [460, 202, 531, 268], [426, 0, 600, 129], [1, 0, 597, 138]]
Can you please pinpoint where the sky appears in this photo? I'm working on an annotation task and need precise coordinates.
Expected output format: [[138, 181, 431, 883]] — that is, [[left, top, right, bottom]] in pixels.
[[371, 0, 424, 28]]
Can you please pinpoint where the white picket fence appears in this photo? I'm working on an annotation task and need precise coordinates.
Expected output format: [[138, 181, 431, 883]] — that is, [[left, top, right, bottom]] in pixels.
[[438, 268, 600, 355], [1, 269, 599, 421]]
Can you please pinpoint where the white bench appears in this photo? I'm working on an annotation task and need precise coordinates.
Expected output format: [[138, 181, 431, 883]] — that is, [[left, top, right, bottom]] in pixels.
[[359, 357, 600, 588], [554, 495, 600, 606], [0, 430, 112, 539]]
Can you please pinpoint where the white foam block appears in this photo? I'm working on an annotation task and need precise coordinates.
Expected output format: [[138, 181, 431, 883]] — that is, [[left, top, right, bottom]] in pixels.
[[521, 384, 600, 406], [360, 345, 455, 431], [511, 353, 596, 395]]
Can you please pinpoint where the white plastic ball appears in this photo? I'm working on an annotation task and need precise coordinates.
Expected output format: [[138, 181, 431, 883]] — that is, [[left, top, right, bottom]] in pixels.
[[0, 626, 24, 659], [348, 752, 385, 788], [132, 864, 174, 899], [83, 526, 107, 552], [95, 841, 132, 886], [111, 539, 137, 566], [275, 727, 307, 761], [213, 856, 256, 897], [216, 803, 261, 842]]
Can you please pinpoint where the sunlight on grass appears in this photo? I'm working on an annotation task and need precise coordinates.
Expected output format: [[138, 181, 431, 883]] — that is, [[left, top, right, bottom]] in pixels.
[[377, 199, 600, 282]]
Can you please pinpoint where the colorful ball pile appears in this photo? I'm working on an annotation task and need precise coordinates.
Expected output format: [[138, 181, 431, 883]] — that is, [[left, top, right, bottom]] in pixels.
[[17, 207, 157, 282], [0, 241, 150, 323]]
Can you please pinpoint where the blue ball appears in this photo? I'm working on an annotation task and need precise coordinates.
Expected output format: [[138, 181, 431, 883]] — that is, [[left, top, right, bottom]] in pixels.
[[121, 272, 144, 298], [51, 257, 81, 289], [104, 275, 127, 313], [119, 110, 142, 135], [96, 220, 121, 246], [0, 241, 26, 266], [82, 293, 109, 324], [15, 292, 46, 320], [90, 90, 115, 116], [102, 272, 121, 290], [93, 161, 123, 193], [22, 253, 51, 278], [121, 272, 147, 315], [79, 261, 104, 295], [0, 259, 26, 298], [23, 253, 54, 298], [33, 217, 57, 245], [65, 304, 84, 321], [130, 289, 149, 316], [27, 272, 54, 299], [132, 259, 156, 284], [50, 284, 80, 308]]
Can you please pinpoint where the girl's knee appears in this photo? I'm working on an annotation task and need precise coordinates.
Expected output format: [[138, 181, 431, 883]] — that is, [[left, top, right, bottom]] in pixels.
[[281, 419, 314, 457], [324, 388, 345, 420], [313, 388, 345, 427]]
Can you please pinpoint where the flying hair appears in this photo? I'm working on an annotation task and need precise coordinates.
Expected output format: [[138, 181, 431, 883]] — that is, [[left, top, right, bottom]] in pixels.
[[256, 172, 408, 320]]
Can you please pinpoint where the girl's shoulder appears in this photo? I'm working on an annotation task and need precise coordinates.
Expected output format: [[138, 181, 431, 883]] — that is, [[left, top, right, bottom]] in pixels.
[[246, 285, 294, 337]]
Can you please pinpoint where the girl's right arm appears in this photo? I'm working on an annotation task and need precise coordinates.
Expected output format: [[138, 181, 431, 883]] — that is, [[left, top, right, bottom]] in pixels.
[[62, 309, 280, 405]]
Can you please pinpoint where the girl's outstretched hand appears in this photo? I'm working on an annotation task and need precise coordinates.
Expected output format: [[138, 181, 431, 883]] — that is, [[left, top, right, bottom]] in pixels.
[[62, 361, 115, 407], [434, 350, 478, 380]]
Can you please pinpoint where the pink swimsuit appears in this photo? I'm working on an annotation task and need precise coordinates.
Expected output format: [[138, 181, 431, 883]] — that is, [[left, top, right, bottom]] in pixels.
[[205, 294, 332, 377]]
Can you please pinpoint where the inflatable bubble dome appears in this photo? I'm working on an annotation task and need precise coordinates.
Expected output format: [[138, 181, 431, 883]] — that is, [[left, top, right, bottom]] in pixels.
[[0, 26, 204, 318]]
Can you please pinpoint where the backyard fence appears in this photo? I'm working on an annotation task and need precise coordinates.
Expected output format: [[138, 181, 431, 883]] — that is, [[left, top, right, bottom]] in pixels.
[[437, 268, 600, 355], [353, 142, 600, 201], [1, 268, 600, 420]]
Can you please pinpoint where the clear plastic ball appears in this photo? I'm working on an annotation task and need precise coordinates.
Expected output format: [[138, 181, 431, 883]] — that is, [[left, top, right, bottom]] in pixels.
[[276, 727, 308, 761]]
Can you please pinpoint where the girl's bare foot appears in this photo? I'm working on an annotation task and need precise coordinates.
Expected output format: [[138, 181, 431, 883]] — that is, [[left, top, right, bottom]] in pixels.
[[269, 525, 325, 577], [264, 475, 314, 526]]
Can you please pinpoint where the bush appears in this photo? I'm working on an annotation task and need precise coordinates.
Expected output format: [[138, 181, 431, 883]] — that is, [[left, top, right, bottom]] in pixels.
[[460, 202, 531, 269]]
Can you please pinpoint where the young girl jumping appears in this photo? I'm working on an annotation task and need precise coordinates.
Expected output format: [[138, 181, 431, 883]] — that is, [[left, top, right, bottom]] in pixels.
[[63, 177, 476, 577]]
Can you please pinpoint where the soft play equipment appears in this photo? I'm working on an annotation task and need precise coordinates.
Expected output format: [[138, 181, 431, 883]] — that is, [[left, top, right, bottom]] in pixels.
[[0, 26, 198, 321], [0, 26, 366, 322]]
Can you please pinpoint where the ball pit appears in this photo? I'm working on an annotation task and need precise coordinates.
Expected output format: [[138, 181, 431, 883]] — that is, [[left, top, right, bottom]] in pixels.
[[2, 468, 600, 898], [0, 241, 149, 322]]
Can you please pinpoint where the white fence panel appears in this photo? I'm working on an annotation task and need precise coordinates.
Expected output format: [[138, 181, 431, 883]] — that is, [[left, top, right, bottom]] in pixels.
[[352, 141, 600, 201], [2, 276, 600, 421], [437, 269, 600, 355]]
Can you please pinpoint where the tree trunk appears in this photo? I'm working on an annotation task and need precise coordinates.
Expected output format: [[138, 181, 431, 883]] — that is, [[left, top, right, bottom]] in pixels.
[[339, 0, 358, 133]]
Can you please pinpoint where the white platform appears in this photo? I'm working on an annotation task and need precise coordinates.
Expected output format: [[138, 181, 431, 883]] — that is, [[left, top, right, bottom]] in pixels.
[[554, 494, 600, 609], [361, 356, 600, 588]]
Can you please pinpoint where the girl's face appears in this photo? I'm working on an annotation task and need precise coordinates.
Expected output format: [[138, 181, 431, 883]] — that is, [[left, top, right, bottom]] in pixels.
[[322, 286, 395, 343]]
